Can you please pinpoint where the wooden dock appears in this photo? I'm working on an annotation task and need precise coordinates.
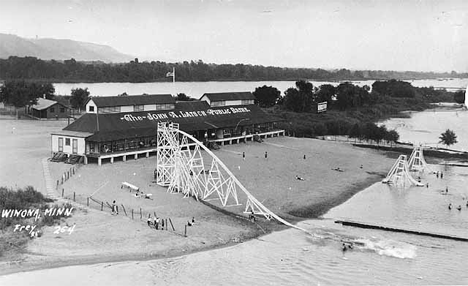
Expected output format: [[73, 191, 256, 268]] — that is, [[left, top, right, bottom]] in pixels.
[[335, 220, 468, 242]]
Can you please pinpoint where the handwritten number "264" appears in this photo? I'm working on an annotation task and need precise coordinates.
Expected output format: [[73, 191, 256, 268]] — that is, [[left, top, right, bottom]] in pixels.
[[53, 225, 75, 235]]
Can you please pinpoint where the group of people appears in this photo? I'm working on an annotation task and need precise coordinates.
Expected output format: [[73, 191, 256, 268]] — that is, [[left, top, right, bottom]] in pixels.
[[147, 215, 165, 230], [187, 217, 196, 226], [448, 201, 468, 211], [134, 190, 153, 200]]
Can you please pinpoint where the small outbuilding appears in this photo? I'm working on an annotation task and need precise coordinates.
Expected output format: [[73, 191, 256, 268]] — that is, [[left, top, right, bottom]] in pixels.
[[30, 98, 70, 119]]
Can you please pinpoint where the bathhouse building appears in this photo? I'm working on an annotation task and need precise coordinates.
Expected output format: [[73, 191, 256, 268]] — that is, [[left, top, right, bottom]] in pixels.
[[51, 93, 284, 165]]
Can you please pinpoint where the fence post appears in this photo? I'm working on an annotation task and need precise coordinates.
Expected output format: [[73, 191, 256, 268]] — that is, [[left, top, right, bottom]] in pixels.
[[140, 208, 142, 220], [121, 204, 127, 216], [132, 209, 134, 220], [184, 224, 187, 237], [62, 188, 64, 197], [165, 219, 168, 231], [56, 180, 59, 188], [101, 202, 103, 211], [87, 197, 89, 207], [169, 218, 175, 231], [73, 192, 75, 202]]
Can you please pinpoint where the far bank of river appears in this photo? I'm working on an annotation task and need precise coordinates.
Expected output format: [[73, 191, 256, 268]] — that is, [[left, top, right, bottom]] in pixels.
[[53, 78, 468, 98]]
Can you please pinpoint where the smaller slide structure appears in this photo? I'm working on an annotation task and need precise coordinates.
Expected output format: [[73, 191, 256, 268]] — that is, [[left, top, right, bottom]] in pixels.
[[408, 145, 432, 173], [382, 155, 424, 187]]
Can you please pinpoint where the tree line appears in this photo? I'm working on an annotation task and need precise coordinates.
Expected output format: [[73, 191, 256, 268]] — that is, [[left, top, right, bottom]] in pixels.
[[1, 56, 466, 83]]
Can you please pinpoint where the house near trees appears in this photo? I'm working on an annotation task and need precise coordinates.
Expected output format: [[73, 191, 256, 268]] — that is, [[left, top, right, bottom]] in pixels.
[[29, 98, 69, 119]]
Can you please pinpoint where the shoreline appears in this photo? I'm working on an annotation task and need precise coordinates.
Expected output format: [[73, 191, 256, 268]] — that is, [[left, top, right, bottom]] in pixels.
[[0, 166, 384, 276], [0, 119, 394, 277]]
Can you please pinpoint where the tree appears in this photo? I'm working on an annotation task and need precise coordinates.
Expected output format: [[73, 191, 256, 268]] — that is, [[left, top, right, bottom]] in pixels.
[[0, 80, 41, 119], [439, 129, 458, 148], [315, 84, 335, 106], [36, 82, 55, 100], [453, 90, 465, 104], [175, 93, 193, 101], [384, 129, 400, 147], [348, 123, 362, 142], [70, 88, 90, 111], [253, 85, 281, 107], [283, 80, 315, 112]]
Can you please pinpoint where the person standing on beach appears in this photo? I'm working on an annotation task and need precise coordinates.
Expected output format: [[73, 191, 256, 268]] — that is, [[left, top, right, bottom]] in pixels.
[[112, 200, 118, 215], [441, 172, 444, 179], [265, 151, 268, 159], [243, 152, 245, 160]]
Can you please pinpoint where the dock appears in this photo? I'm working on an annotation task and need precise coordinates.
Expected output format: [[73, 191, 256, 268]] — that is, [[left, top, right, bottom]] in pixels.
[[335, 219, 468, 242]]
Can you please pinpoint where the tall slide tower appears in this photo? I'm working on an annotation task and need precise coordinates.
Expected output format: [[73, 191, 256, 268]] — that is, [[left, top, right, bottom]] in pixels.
[[155, 122, 305, 232]]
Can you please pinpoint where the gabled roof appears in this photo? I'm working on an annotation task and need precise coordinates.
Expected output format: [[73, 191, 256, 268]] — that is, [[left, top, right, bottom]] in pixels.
[[87, 94, 175, 107], [64, 103, 281, 142], [31, 98, 67, 111], [175, 100, 210, 110], [200, 92, 255, 102]]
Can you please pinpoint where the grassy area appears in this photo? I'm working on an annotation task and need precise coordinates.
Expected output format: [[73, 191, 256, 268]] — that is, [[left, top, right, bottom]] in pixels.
[[0, 186, 73, 258]]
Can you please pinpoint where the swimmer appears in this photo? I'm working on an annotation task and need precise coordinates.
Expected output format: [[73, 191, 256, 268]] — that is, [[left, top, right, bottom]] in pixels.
[[457, 205, 462, 211], [342, 243, 347, 252], [295, 175, 305, 181], [448, 203, 452, 210]]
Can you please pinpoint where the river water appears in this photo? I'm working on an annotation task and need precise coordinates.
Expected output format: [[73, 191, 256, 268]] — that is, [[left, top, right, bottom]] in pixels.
[[53, 78, 468, 98], [2, 82, 468, 285]]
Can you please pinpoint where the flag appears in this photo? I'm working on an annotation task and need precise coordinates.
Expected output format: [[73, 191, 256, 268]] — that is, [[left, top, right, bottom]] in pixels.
[[166, 71, 174, 77]]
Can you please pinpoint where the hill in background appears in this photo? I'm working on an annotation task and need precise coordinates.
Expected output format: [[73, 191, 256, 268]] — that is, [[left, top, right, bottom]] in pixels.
[[0, 33, 133, 63]]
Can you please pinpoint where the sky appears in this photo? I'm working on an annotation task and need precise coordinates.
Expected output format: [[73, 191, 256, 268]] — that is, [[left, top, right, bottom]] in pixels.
[[0, 0, 467, 72]]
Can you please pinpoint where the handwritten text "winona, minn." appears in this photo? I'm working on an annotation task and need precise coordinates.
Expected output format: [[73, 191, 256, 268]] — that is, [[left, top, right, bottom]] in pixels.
[[1, 207, 74, 221]]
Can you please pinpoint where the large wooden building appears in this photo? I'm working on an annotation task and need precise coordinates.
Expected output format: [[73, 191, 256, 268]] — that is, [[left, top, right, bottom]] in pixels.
[[51, 93, 284, 165]]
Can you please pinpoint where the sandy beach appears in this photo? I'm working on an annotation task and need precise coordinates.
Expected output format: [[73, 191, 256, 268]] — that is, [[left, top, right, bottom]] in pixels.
[[0, 117, 395, 275]]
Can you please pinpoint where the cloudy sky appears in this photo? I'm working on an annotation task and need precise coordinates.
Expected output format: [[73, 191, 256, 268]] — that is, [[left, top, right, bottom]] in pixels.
[[1, 0, 467, 72]]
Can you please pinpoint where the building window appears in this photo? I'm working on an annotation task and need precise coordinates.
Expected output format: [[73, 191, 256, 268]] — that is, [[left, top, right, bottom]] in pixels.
[[155, 103, 174, 110], [50, 107, 55, 112], [65, 138, 70, 146], [212, 101, 225, 107], [89, 106, 95, 112], [134, 105, 144, 111], [60, 108, 65, 113], [100, 106, 121, 113]]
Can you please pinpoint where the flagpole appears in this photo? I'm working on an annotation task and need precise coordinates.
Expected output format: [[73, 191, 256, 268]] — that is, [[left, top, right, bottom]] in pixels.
[[172, 67, 175, 97]]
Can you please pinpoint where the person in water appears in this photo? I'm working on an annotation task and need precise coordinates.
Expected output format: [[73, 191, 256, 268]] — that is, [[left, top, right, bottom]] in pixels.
[[448, 203, 452, 210], [457, 205, 462, 211], [342, 243, 347, 252]]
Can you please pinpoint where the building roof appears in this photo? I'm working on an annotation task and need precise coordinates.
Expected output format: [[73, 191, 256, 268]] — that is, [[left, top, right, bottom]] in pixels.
[[31, 98, 67, 111], [87, 94, 175, 108], [51, 130, 94, 138], [200, 92, 255, 102], [64, 103, 281, 142]]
